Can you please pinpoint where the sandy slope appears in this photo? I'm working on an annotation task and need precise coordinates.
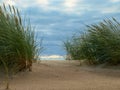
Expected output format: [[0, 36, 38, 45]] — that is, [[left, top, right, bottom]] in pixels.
[[0, 60, 120, 90]]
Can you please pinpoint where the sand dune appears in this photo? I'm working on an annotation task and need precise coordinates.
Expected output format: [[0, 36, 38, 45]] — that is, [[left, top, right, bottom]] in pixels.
[[0, 60, 120, 90]]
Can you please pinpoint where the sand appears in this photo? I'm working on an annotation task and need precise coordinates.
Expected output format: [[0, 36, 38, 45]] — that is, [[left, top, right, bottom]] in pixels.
[[0, 60, 120, 90]]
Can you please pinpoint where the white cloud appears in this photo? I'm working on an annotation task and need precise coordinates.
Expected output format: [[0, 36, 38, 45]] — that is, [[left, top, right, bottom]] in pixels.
[[4, 0, 35, 8], [2, 0, 120, 17], [40, 55, 65, 60], [60, 0, 91, 15], [62, 0, 83, 12], [37, 0, 49, 5], [4, 0, 49, 9], [4, 0, 16, 5], [63, 0, 78, 8], [109, 0, 120, 3], [1, 0, 86, 15]]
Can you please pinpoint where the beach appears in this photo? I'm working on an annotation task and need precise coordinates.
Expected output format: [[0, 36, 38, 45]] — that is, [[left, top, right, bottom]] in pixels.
[[0, 60, 120, 90]]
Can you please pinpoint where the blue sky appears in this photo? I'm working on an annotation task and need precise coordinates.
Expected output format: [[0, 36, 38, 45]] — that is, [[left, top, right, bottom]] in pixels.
[[1, 0, 120, 60]]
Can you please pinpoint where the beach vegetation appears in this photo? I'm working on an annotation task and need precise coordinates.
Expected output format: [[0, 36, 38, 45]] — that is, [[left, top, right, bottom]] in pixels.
[[64, 18, 120, 65], [0, 4, 42, 72]]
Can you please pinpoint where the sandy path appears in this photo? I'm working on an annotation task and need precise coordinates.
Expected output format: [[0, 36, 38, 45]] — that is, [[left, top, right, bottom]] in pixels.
[[0, 60, 120, 90]]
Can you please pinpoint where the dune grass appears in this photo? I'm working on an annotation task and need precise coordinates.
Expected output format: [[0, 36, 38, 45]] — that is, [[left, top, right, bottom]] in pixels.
[[64, 18, 120, 65], [0, 4, 41, 73], [0, 4, 43, 89]]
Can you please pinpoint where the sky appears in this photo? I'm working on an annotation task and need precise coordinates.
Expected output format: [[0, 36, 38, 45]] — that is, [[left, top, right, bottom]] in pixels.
[[0, 0, 120, 60]]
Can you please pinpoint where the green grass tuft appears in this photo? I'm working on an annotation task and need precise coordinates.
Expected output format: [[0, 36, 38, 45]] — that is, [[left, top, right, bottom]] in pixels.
[[64, 18, 120, 65], [0, 4, 42, 72]]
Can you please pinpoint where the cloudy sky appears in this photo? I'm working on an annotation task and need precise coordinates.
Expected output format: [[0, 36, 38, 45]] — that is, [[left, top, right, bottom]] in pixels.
[[1, 0, 120, 60]]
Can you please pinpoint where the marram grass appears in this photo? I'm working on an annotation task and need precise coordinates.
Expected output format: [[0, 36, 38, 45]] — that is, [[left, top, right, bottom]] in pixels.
[[64, 18, 120, 65], [0, 4, 41, 72]]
